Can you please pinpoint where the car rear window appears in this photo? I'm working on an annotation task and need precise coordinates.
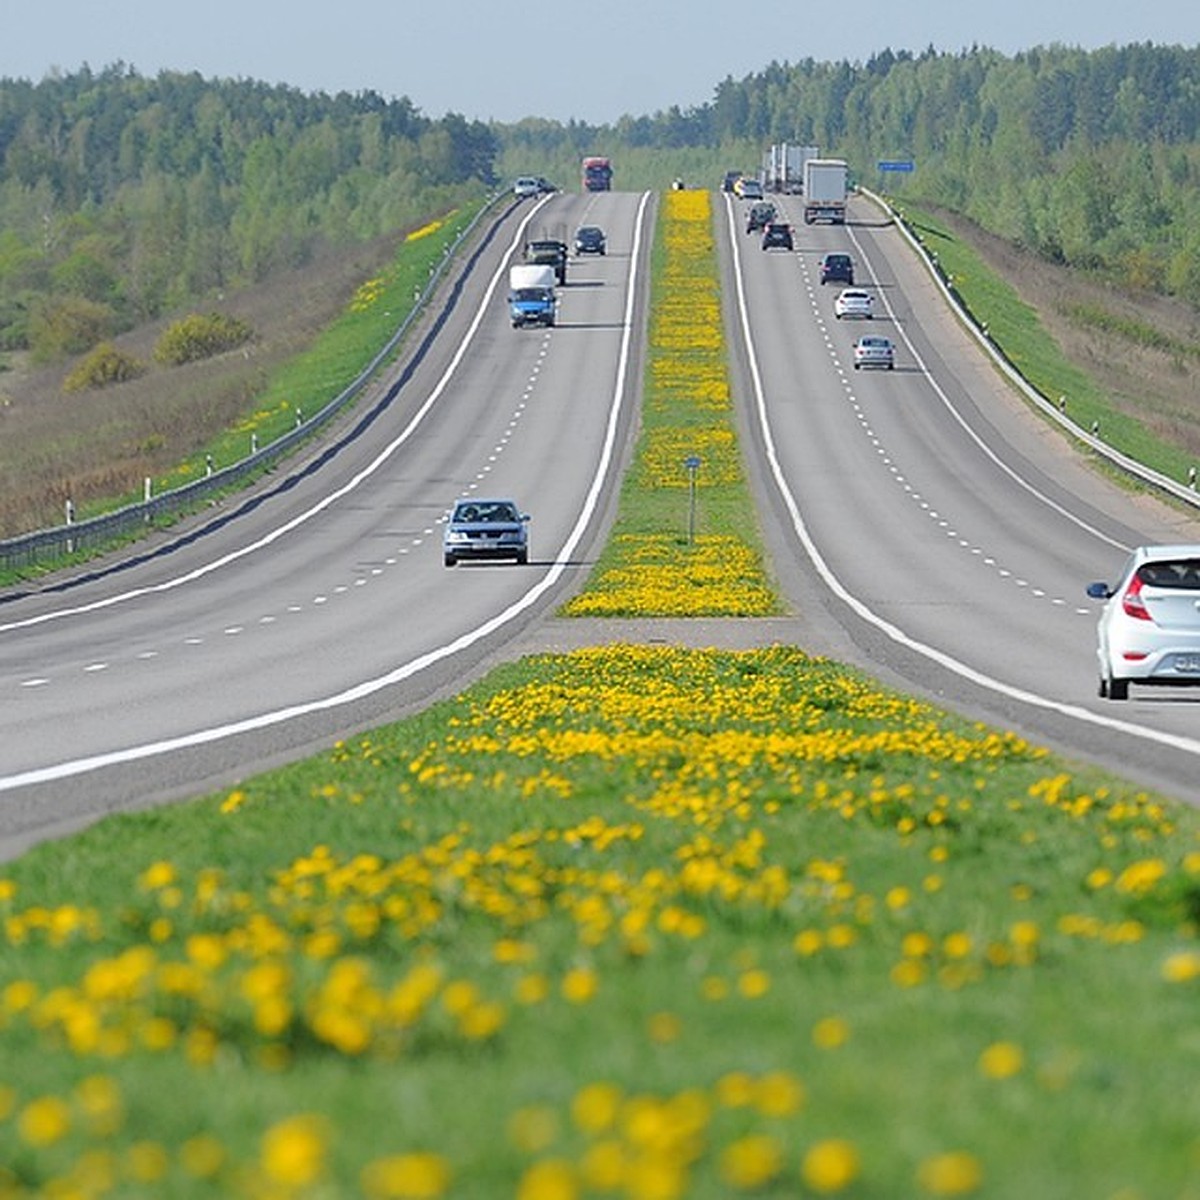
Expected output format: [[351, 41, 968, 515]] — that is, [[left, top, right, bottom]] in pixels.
[[1138, 560, 1200, 588]]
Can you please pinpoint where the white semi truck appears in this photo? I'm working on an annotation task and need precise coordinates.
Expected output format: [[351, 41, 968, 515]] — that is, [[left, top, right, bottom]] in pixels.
[[763, 143, 819, 194], [802, 158, 849, 224]]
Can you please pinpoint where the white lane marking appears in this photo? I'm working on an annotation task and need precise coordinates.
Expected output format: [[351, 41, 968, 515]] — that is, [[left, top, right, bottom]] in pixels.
[[0, 197, 561, 639], [723, 195, 1200, 758], [0, 193, 653, 794]]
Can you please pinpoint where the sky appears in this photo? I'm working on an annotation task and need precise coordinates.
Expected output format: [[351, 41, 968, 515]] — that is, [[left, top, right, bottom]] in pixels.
[[5, 0, 1200, 126]]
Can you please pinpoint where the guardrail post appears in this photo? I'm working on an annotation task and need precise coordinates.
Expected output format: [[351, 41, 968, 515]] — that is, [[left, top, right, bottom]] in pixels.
[[65, 499, 74, 554], [1189, 466, 1196, 491]]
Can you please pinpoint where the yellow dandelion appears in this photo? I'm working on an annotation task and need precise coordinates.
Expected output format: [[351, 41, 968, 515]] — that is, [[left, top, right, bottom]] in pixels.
[[517, 1158, 578, 1200], [813, 1016, 851, 1049], [720, 1134, 783, 1189], [917, 1150, 984, 1195], [18, 1096, 71, 1147], [978, 1041, 1024, 1079], [1162, 950, 1200, 983], [801, 1138, 861, 1194], [573, 1082, 623, 1134], [260, 1114, 328, 1188], [361, 1152, 452, 1199]]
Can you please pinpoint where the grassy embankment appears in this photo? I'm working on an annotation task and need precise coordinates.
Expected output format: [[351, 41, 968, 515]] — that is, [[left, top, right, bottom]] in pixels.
[[1, 191, 1199, 1197], [896, 202, 1200, 490], [0, 202, 486, 586]]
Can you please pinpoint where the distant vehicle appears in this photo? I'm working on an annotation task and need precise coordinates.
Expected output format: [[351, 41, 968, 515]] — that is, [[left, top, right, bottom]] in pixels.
[[535, 176, 558, 193], [762, 143, 819, 194], [443, 499, 530, 567], [1087, 546, 1200, 699], [721, 170, 744, 193], [581, 156, 613, 191], [508, 264, 557, 328], [803, 158, 848, 224], [819, 253, 855, 286], [853, 335, 894, 370], [513, 177, 540, 199], [760, 222, 794, 251], [574, 226, 607, 255], [834, 288, 874, 319], [735, 177, 765, 201], [525, 239, 569, 285], [745, 202, 776, 233]]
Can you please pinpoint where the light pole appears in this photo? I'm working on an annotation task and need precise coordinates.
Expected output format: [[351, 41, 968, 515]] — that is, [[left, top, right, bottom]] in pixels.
[[683, 455, 701, 544]]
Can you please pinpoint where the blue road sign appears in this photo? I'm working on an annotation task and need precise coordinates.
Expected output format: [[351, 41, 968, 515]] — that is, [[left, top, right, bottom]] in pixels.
[[878, 160, 915, 172]]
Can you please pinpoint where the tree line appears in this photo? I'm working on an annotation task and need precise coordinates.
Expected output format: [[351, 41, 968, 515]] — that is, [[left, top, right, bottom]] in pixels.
[[500, 43, 1200, 305], [7, 44, 1200, 368], [0, 65, 497, 359]]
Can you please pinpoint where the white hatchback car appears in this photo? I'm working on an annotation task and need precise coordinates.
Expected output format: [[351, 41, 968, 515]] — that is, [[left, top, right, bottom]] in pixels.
[[1087, 545, 1200, 699], [852, 335, 894, 370], [834, 289, 874, 319], [513, 177, 540, 199]]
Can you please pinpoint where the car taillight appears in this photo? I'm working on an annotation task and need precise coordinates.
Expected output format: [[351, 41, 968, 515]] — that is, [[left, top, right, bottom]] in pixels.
[[1122, 575, 1153, 621]]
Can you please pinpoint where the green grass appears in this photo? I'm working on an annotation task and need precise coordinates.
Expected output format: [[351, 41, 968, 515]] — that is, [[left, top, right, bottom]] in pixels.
[[145, 205, 488, 501], [897, 204, 1200, 488], [562, 189, 781, 618], [1, 645, 1198, 1196]]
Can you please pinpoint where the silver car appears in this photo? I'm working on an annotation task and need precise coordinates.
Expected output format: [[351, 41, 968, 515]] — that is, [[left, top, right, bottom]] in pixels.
[[443, 499, 530, 567], [852, 335, 894, 370], [1087, 546, 1200, 699]]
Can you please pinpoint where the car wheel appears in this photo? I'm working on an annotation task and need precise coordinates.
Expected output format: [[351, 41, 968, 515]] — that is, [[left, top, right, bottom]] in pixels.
[[1109, 676, 1129, 700], [516, 550, 528, 565], [887, 362, 894, 370], [853, 363, 860, 370], [444, 554, 456, 567]]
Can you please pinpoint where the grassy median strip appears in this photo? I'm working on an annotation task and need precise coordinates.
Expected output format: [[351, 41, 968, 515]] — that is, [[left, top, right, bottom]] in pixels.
[[2, 645, 1199, 1196], [563, 189, 780, 617]]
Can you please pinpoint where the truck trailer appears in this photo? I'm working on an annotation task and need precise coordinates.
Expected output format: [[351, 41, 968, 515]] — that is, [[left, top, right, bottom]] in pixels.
[[802, 158, 848, 224], [763, 143, 819, 194]]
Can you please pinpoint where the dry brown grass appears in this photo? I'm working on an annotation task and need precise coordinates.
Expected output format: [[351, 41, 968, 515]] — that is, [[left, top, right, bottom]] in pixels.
[[2, 211, 1198, 539], [935, 210, 1200, 458], [0, 232, 402, 537]]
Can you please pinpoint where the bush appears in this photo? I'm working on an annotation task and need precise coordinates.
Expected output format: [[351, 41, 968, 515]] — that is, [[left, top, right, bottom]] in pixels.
[[27, 296, 118, 362], [154, 311, 254, 366], [62, 342, 147, 393]]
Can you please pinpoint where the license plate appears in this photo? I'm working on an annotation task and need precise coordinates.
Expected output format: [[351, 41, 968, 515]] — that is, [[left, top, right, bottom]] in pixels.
[[1173, 654, 1200, 673]]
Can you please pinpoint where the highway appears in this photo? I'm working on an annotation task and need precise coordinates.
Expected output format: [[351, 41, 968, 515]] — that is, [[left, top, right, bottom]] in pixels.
[[3, 181, 1200, 862], [0, 190, 653, 855], [720, 190, 1200, 803]]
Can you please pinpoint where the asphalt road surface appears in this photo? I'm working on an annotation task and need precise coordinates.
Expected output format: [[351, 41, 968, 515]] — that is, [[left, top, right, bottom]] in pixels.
[[3, 184, 1199, 864]]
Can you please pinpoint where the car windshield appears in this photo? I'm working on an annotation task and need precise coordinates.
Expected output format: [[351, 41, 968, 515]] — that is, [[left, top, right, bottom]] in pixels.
[[454, 501, 518, 524]]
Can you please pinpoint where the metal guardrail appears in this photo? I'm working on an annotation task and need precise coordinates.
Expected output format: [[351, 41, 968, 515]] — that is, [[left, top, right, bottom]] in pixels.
[[0, 191, 509, 571], [864, 187, 1200, 513]]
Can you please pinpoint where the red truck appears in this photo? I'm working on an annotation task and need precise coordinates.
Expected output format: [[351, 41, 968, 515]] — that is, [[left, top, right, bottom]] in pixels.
[[581, 156, 613, 192]]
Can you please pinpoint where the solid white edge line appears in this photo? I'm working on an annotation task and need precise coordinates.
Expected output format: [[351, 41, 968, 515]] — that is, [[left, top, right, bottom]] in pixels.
[[0, 192, 653, 792], [722, 194, 1200, 759]]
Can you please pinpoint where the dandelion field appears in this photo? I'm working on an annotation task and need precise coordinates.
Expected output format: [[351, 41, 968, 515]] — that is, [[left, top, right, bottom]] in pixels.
[[3, 645, 1199, 1198], [562, 189, 779, 618]]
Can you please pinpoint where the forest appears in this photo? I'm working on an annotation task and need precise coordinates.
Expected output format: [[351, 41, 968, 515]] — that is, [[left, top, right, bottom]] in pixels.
[[0, 65, 497, 359], [502, 43, 1200, 306], [4, 43, 1200, 368]]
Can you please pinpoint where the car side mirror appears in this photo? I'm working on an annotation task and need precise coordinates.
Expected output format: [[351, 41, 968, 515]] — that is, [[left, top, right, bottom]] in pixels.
[[1086, 582, 1111, 599]]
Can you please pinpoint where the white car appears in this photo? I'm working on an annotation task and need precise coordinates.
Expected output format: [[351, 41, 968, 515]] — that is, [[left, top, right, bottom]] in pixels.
[[513, 177, 540, 199], [1087, 546, 1200, 699], [834, 289, 874, 319], [852, 335, 894, 370]]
